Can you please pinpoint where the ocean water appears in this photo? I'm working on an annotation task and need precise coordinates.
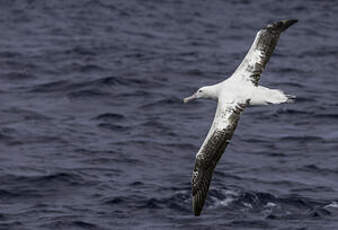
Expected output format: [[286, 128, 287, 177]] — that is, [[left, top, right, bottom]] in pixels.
[[0, 0, 338, 229]]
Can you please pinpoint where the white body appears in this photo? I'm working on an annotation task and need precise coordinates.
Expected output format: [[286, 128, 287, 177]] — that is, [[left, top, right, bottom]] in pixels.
[[184, 19, 298, 216]]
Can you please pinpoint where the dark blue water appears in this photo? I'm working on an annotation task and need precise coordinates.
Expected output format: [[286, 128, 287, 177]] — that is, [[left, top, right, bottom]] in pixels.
[[0, 0, 338, 229]]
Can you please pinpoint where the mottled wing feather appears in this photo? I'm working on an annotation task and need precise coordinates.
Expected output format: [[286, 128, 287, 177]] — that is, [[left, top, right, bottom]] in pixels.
[[234, 19, 297, 86], [191, 20, 297, 216], [192, 102, 246, 216]]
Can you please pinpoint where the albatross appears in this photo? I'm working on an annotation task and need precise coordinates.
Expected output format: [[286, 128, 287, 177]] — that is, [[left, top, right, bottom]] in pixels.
[[183, 19, 298, 216]]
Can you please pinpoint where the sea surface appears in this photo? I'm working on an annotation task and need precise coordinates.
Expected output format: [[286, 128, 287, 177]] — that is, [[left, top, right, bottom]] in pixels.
[[0, 0, 338, 229]]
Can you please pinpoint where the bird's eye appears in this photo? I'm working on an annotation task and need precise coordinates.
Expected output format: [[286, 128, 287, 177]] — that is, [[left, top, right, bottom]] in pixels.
[[198, 90, 202, 93]]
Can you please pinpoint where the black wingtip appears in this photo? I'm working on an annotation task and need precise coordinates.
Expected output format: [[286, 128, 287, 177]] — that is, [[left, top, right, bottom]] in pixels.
[[266, 19, 298, 32], [194, 207, 201, 216], [192, 196, 200, 216], [281, 19, 298, 31], [192, 193, 204, 216], [194, 211, 201, 216]]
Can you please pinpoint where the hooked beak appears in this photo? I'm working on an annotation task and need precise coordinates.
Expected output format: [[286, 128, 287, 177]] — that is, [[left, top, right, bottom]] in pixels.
[[183, 93, 197, 103]]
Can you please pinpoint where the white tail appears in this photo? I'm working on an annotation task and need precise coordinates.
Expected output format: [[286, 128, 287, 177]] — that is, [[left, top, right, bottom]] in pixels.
[[249, 86, 295, 105]]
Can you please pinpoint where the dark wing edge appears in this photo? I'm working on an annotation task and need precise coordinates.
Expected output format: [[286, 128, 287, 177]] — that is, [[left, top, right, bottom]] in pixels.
[[192, 102, 246, 216], [234, 19, 298, 86]]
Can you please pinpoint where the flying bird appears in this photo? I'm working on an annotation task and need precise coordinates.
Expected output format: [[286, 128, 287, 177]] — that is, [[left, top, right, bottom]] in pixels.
[[183, 19, 298, 216]]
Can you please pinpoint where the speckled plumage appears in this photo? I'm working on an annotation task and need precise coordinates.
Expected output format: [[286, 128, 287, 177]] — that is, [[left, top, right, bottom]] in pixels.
[[184, 19, 298, 216]]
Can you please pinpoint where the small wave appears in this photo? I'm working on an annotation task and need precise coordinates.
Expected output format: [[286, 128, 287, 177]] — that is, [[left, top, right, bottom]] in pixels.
[[324, 201, 338, 209], [37, 172, 85, 184], [314, 113, 338, 119], [0, 132, 13, 141], [139, 97, 181, 109], [98, 123, 130, 131], [151, 186, 332, 219], [28, 76, 159, 97], [87, 76, 125, 86], [3, 108, 51, 121], [67, 89, 109, 98], [307, 207, 331, 218], [72, 63, 105, 73], [0, 189, 23, 198], [2, 72, 36, 81], [229, 220, 269, 228], [302, 164, 338, 175], [245, 137, 272, 144], [165, 143, 197, 151], [277, 81, 305, 88], [140, 191, 191, 212], [92, 76, 163, 88], [71, 221, 98, 229], [280, 135, 323, 142], [183, 69, 204, 76], [298, 48, 338, 58], [129, 181, 144, 186], [0, 51, 22, 58], [40, 220, 99, 230], [292, 96, 317, 103], [119, 90, 152, 98], [273, 67, 305, 74], [29, 80, 70, 93], [2, 172, 86, 188], [273, 108, 312, 116], [104, 197, 125, 205], [93, 113, 125, 121], [65, 46, 97, 56]]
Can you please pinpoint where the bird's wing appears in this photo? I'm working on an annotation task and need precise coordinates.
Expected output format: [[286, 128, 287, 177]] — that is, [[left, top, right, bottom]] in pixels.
[[232, 19, 297, 86], [192, 98, 247, 216]]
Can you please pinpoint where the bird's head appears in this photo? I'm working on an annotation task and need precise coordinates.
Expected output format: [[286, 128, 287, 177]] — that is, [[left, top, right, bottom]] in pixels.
[[183, 86, 218, 103]]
